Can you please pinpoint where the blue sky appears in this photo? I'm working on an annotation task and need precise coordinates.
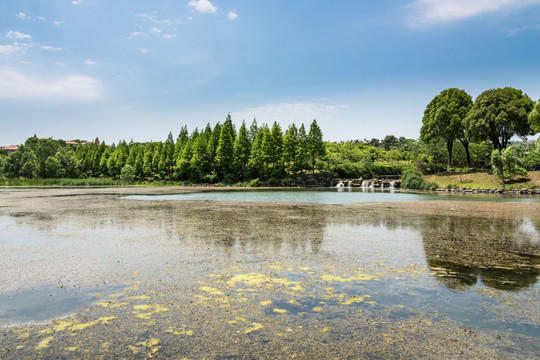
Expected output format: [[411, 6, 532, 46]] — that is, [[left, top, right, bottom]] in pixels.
[[2, 0, 540, 145]]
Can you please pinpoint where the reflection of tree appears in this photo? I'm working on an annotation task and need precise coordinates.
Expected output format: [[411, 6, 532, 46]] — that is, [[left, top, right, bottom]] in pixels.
[[421, 216, 540, 291], [167, 203, 327, 254]]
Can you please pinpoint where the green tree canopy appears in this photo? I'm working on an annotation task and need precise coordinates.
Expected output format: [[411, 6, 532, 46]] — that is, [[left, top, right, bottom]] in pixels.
[[529, 98, 540, 134], [465, 87, 534, 151], [420, 88, 473, 170]]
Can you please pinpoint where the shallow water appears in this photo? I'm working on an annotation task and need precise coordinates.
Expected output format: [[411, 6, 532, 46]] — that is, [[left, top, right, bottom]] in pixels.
[[125, 188, 540, 204], [0, 188, 539, 359]]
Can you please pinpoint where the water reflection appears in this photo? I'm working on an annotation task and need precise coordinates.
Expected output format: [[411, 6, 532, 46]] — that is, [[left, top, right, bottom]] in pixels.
[[4, 199, 540, 294], [420, 216, 540, 291]]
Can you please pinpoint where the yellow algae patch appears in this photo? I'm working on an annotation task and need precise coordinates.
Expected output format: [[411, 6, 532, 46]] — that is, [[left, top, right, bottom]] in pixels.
[[287, 300, 299, 305], [137, 337, 160, 347], [39, 328, 53, 335], [273, 308, 287, 314], [298, 267, 311, 271], [227, 317, 247, 325], [65, 345, 79, 351], [52, 320, 73, 332], [350, 273, 377, 281], [124, 285, 140, 291], [36, 336, 54, 350], [96, 300, 128, 308], [320, 274, 352, 283], [109, 292, 125, 298], [168, 328, 195, 336], [244, 323, 264, 334], [200, 286, 224, 296], [236, 297, 249, 303], [101, 342, 111, 349], [341, 296, 366, 305], [127, 295, 151, 301], [128, 345, 140, 354], [125, 281, 142, 286], [259, 300, 272, 306], [70, 316, 117, 331], [322, 327, 330, 333], [269, 264, 285, 271], [133, 304, 169, 319], [227, 273, 302, 291], [312, 307, 324, 312]]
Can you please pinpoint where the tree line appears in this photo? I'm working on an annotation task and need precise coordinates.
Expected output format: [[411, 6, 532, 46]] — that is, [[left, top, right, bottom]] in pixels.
[[0, 116, 326, 184]]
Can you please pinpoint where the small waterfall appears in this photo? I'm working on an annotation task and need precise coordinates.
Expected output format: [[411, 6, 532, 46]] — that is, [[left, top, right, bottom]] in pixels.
[[389, 180, 395, 189], [335, 181, 344, 188], [347, 180, 352, 188], [361, 180, 369, 188], [369, 181, 375, 188]]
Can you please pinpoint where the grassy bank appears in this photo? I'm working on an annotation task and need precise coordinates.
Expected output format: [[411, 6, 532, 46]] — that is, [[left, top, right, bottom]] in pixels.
[[424, 170, 540, 190], [0, 178, 134, 187]]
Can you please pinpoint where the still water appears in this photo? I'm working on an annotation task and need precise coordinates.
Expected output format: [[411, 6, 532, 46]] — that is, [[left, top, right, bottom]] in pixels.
[[125, 188, 540, 204], [0, 188, 538, 359]]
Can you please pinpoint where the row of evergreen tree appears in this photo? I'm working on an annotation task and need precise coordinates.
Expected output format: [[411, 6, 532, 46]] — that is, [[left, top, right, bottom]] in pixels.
[[0, 115, 327, 183]]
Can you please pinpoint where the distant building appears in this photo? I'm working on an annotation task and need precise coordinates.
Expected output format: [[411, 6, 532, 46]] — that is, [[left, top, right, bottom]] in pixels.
[[1, 145, 19, 155], [65, 141, 87, 147]]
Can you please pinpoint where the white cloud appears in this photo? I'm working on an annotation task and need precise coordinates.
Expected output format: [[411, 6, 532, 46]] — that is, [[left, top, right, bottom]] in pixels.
[[140, 48, 149, 54], [0, 68, 102, 100], [41, 45, 65, 51], [127, 31, 146, 39], [150, 27, 162, 34], [0, 44, 21, 56], [410, 0, 540, 24], [85, 59, 97, 66], [7, 31, 32, 40], [137, 13, 176, 25], [188, 0, 217, 13], [162, 34, 176, 39], [55, 62, 67, 66], [54, 21, 64, 26], [231, 102, 340, 128], [16, 12, 31, 20], [228, 11, 238, 20], [37, 16, 47, 22], [72, 0, 85, 5]]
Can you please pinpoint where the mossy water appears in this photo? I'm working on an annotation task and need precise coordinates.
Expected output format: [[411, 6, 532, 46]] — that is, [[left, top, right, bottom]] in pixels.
[[0, 188, 538, 359]]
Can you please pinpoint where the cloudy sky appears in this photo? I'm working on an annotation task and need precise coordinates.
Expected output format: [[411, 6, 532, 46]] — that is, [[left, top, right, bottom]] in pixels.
[[1, 0, 540, 145]]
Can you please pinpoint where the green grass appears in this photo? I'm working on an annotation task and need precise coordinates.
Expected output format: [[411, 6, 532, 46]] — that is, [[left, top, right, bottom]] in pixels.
[[0, 178, 133, 187], [424, 170, 540, 190]]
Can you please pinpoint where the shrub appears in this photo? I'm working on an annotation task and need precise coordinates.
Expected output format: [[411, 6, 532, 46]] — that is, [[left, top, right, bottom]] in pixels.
[[120, 164, 135, 182], [248, 178, 260, 187], [401, 166, 426, 190]]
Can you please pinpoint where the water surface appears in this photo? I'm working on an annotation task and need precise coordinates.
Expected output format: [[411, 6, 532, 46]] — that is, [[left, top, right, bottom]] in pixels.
[[0, 188, 538, 359]]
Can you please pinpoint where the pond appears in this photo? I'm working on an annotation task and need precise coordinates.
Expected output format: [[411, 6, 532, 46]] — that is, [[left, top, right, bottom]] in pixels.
[[0, 188, 538, 359], [124, 188, 540, 204]]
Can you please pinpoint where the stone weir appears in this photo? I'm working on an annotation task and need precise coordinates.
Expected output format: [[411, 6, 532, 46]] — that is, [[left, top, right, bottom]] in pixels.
[[334, 177, 402, 189]]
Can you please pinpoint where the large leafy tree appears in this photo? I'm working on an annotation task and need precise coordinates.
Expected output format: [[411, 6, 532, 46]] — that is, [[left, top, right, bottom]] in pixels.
[[529, 98, 540, 134], [465, 87, 534, 151], [420, 88, 473, 171]]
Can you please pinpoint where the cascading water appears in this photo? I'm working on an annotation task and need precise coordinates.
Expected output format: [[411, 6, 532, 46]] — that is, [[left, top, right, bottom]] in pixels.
[[361, 180, 369, 188], [335, 181, 344, 188], [348, 180, 352, 188]]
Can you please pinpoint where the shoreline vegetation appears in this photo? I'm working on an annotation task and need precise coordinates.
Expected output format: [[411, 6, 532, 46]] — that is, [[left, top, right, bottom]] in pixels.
[[1, 170, 539, 193], [1, 87, 540, 190]]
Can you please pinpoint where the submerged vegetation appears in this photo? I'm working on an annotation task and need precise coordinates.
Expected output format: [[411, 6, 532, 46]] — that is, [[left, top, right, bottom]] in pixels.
[[1, 87, 540, 189]]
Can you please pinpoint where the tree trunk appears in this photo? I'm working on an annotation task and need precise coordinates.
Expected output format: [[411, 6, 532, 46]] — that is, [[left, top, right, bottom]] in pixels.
[[459, 139, 471, 169], [446, 141, 453, 172]]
